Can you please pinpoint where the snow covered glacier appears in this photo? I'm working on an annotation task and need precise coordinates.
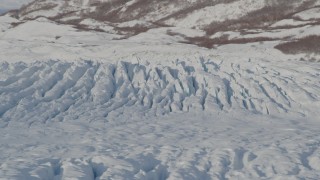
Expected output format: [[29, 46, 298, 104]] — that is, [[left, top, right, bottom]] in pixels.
[[1, 0, 320, 179], [1, 55, 320, 179]]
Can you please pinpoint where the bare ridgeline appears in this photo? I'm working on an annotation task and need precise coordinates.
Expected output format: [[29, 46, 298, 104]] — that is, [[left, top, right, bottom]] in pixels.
[[5, 0, 320, 55]]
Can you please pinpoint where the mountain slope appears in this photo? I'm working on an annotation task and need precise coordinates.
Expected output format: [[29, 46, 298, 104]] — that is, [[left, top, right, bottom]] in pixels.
[[4, 0, 320, 52]]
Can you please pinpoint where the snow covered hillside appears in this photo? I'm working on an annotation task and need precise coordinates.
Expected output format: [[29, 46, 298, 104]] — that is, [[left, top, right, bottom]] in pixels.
[[3, 0, 320, 53], [0, 0, 320, 179]]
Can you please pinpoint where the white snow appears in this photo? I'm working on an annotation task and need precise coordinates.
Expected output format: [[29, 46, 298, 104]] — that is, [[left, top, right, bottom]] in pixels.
[[0, 3, 320, 179], [1, 110, 320, 179], [2, 17, 77, 41], [215, 24, 320, 41], [59, 15, 81, 22], [117, 20, 152, 28], [168, 27, 206, 38], [270, 19, 313, 28], [0, 51, 319, 179], [293, 7, 320, 21], [0, 15, 19, 32], [166, 0, 266, 28], [21, 7, 60, 20], [79, 18, 116, 33]]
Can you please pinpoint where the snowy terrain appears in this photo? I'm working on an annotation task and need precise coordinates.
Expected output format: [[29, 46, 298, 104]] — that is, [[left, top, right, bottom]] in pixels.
[[1, 58, 320, 179], [1, 0, 320, 179]]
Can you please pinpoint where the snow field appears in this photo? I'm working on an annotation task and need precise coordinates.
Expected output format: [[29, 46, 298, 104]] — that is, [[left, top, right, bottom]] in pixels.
[[0, 57, 319, 179], [1, 2, 320, 178], [0, 57, 319, 126], [1, 111, 320, 179]]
